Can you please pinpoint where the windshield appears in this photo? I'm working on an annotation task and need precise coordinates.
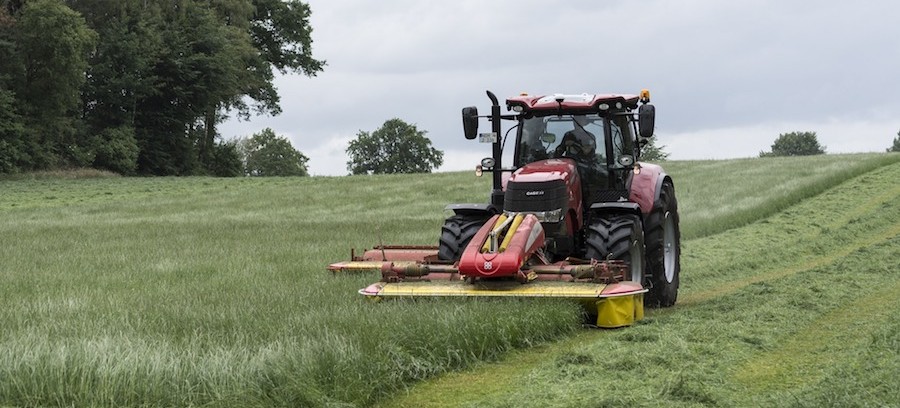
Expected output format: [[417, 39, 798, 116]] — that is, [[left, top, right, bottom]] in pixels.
[[517, 114, 607, 166]]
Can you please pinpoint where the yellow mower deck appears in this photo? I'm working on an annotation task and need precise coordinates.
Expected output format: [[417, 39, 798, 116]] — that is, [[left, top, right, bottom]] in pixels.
[[360, 280, 647, 328]]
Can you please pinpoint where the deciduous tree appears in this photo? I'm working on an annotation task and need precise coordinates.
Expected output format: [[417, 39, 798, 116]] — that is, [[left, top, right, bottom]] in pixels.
[[241, 128, 309, 176], [91, 126, 139, 175], [10, 0, 96, 168], [640, 138, 670, 161], [759, 131, 826, 157], [0, 88, 25, 173], [346, 119, 444, 175], [888, 130, 900, 153], [209, 139, 243, 177]]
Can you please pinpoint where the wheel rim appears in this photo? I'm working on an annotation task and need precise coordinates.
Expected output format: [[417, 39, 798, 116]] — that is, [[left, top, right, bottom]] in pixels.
[[630, 231, 644, 284], [663, 212, 677, 283]]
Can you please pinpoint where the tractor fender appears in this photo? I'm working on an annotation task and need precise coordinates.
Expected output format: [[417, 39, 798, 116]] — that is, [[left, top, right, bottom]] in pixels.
[[654, 175, 673, 205], [444, 203, 499, 217], [629, 162, 667, 215], [589, 202, 642, 217]]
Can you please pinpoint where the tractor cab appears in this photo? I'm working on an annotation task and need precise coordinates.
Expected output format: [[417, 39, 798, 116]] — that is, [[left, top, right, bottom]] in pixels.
[[463, 92, 651, 201], [515, 112, 636, 206], [462, 93, 643, 259]]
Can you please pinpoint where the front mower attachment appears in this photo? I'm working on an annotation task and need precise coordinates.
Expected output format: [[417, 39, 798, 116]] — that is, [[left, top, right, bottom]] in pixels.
[[328, 257, 646, 328], [327, 213, 647, 328]]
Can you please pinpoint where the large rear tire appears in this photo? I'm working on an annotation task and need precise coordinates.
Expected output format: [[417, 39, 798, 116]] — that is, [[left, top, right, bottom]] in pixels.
[[438, 214, 490, 262], [584, 214, 645, 285], [644, 180, 681, 307]]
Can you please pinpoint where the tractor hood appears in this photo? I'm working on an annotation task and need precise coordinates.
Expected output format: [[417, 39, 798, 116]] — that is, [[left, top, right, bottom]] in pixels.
[[508, 158, 578, 185], [503, 159, 582, 225]]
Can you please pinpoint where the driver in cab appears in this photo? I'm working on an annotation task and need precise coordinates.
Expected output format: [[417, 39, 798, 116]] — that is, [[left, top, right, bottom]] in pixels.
[[554, 115, 606, 206], [555, 115, 596, 162]]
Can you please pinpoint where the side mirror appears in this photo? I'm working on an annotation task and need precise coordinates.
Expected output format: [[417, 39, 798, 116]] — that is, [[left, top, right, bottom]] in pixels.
[[540, 133, 557, 144], [638, 104, 655, 139], [462, 106, 478, 140]]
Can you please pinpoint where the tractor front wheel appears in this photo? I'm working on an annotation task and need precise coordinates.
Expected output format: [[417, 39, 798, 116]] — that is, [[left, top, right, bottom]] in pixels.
[[584, 213, 645, 285], [438, 214, 490, 262], [644, 180, 681, 307]]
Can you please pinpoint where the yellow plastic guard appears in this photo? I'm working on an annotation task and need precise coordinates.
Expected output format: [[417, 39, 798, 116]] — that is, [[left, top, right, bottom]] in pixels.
[[634, 294, 644, 321], [594, 294, 644, 328]]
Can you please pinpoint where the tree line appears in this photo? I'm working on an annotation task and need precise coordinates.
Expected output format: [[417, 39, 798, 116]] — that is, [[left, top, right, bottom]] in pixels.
[[890, 129, 900, 153], [760, 130, 899, 156], [0, 0, 323, 175]]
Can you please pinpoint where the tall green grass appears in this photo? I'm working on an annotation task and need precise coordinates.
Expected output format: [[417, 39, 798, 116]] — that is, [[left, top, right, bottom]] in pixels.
[[0, 174, 577, 407], [0, 153, 897, 406]]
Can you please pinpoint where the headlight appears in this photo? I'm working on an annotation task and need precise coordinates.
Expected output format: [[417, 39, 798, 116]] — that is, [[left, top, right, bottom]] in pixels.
[[528, 208, 564, 223]]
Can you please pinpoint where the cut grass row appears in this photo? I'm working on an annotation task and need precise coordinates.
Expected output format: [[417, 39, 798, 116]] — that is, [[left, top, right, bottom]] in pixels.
[[384, 160, 900, 407], [665, 153, 900, 238], [0, 153, 897, 406]]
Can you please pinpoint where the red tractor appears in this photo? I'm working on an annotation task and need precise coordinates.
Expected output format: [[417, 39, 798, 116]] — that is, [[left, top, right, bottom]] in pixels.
[[330, 90, 681, 327]]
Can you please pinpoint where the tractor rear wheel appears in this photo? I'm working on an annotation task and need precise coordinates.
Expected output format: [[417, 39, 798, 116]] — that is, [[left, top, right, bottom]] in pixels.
[[438, 214, 490, 262], [643, 180, 681, 307], [584, 213, 645, 285]]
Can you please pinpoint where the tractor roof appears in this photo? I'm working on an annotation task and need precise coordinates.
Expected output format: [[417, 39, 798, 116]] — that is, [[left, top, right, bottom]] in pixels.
[[506, 93, 640, 115]]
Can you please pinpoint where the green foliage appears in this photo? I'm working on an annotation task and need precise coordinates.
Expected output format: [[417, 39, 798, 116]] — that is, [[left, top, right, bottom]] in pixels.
[[131, 3, 247, 175], [5, 0, 97, 170], [209, 140, 243, 177], [242, 128, 309, 176], [640, 137, 670, 161], [760, 131, 826, 157], [0, 88, 25, 173], [250, 0, 325, 76], [888, 130, 900, 152], [0, 0, 324, 175], [12, 0, 96, 119], [79, 3, 162, 131], [347, 118, 444, 175], [91, 126, 139, 175]]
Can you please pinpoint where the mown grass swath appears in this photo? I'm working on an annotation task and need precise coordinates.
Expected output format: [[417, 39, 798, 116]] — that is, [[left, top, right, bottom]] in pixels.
[[0, 153, 897, 406], [664, 152, 900, 238]]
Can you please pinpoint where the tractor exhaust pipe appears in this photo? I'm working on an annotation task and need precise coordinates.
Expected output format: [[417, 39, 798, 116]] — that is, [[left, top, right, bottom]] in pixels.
[[486, 90, 504, 206], [461, 90, 505, 207]]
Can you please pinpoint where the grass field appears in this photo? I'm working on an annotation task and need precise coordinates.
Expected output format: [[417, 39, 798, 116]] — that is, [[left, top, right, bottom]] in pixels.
[[385, 155, 900, 407], [1, 153, 898, 407]]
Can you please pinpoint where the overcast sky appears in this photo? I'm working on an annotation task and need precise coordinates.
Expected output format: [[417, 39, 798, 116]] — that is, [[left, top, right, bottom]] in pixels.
[[220, 0, 900, 176]]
